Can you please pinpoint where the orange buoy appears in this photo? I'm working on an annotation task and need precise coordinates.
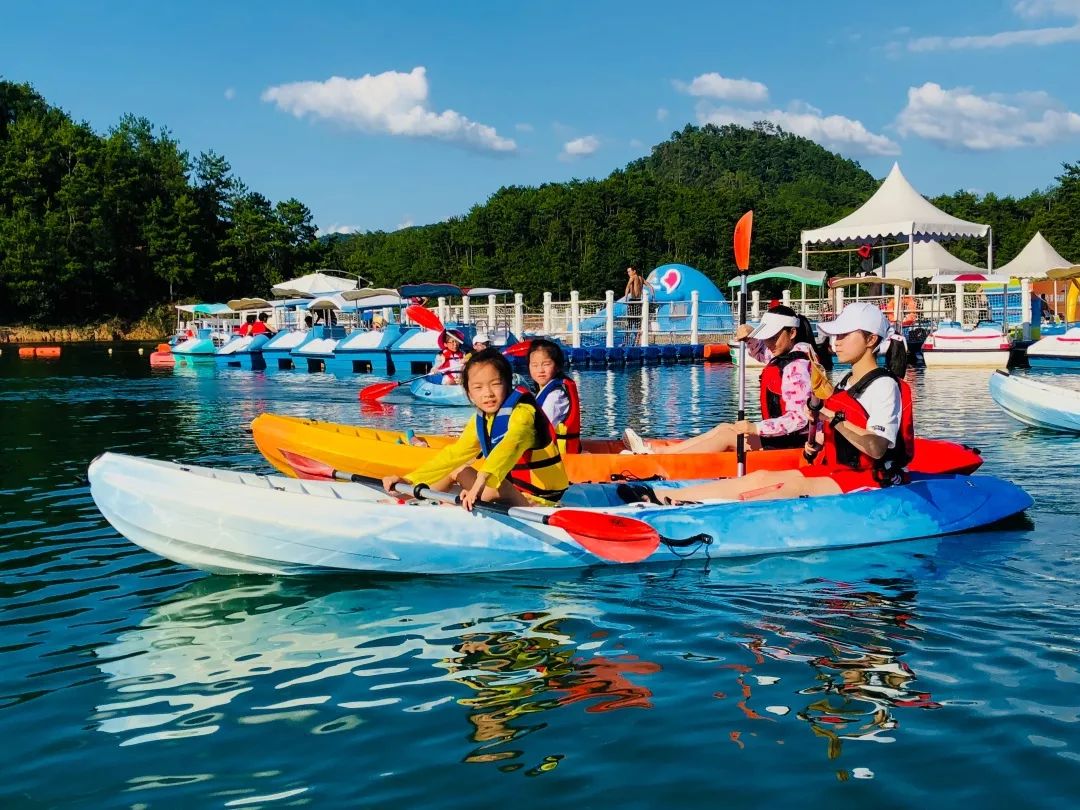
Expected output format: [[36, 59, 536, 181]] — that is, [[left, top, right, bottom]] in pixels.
[[18, 347, 35, 359], [703, 343, 731, 362], [35, 346, 61, 358], [156, 343, 171, 353]]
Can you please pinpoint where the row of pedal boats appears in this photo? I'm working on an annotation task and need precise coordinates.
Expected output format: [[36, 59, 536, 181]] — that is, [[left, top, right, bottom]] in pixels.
[[88, 413, 1036, 576], [170, 322, 503, 377]]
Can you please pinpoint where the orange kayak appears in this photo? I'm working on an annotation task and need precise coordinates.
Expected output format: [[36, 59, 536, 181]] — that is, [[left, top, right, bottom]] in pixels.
[[251, 413, 983, 483]]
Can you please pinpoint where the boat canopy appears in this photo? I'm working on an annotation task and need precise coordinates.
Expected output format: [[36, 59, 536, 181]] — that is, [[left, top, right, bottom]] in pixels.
[[928, 273, 1014, 286], [1046, 266, 1080, 282], [176, 303, 233, 315], [727, 267, 826, 288], [226, 297, 272, 311], [340, 287, 401, 303], [399, 283, 513, 299], [830, 276, 913, 290], [307, 292, 403, 311], [271, 270, 362, 298]]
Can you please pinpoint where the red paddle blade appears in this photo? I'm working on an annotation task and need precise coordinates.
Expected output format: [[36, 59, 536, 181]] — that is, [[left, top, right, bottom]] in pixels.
[[502, 340, 533, 358], [405, 304, 444, 332], [358, 381, 400, 402], [547, 510, 660, 563], [733, 210, 753, 272], [279, 449, 335, 480]]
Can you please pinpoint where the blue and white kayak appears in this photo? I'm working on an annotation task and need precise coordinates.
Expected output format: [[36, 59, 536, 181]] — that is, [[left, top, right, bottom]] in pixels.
[[408, 375, 470, 406], [88, 453, 1032, 576], [989, 370, 1080, 432]]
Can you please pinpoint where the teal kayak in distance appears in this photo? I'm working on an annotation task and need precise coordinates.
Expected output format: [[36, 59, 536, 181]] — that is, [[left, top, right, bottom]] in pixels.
[[88, 453, 1033, 577], [408, 375, 470, 406]]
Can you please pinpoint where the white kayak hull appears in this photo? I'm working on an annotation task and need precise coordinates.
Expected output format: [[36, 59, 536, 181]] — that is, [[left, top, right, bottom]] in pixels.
[[988, 370, 1080, 432], [88, 453, 1033, 576]]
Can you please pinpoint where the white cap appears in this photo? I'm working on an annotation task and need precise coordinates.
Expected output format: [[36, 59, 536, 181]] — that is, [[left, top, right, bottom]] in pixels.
[[817, 302, 890, 339], [472, 331, 490, 345], [749, 311, 800, 340]]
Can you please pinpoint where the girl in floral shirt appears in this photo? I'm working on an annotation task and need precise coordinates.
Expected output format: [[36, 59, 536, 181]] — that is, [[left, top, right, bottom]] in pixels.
[[622, 306, 819, 454]]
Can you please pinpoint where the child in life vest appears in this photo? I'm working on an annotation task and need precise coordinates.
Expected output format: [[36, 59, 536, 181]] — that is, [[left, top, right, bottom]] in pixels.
[[622, 306, 821, 454], [382, 348, 570, 511], [623, 303, 911, 505], [528, 339, 582, 454], [433, 329, 466, 385]]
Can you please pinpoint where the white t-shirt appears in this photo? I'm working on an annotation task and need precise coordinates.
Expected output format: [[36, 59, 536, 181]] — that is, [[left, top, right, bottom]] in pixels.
[[538, 387, 570, 428], [847, 376, 901, 447]]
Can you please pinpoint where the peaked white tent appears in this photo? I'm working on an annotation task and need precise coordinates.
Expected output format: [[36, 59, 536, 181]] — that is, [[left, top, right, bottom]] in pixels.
[[878, 239, 984, 280], [995, 232, 1074, 279], [800, 163, 993, 284], [271, 270, 362, 298]]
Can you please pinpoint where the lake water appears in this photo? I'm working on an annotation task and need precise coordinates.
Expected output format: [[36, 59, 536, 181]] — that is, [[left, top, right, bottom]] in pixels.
[[1, 345, 1078, 808]]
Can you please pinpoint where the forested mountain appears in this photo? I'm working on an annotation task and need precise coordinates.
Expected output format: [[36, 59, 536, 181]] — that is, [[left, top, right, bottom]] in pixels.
[[0, 81, 325, 325], [2, 78, 1079, 327]]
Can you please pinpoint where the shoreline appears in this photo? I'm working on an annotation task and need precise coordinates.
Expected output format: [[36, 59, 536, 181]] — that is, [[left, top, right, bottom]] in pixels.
[[0, 323, 167, 344]]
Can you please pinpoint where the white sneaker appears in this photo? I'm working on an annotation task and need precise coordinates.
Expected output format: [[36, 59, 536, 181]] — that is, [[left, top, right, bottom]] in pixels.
[[622, 428, 652, 454]]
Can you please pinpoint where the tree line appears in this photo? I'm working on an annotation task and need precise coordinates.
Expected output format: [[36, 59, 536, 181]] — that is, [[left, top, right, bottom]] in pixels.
[[2, 79, 1078, 326]]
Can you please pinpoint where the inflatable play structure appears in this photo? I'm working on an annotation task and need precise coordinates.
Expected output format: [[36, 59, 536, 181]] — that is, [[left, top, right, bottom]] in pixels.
[[578, 264, 734, 346]]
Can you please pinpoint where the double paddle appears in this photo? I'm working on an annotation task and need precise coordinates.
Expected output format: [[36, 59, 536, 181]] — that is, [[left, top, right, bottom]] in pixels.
[[358, 305, 532, 402], [279, 450, 701, 563], [733, 210, 753, 478]]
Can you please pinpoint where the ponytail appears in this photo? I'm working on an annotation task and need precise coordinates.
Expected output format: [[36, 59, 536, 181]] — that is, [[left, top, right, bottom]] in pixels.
[[883, 335, 908, 377]]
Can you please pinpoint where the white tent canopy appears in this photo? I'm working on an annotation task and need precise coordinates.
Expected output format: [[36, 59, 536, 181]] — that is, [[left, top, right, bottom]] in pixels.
[[801, 163, 991, 245], [995, 232, 1074, 279], [878, 239, 985, 280], [271, 270, 362, 298]]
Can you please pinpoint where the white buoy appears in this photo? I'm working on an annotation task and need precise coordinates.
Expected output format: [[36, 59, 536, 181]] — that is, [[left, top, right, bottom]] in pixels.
[[108, 347, 113, 355], [138, 347, 144, 355]]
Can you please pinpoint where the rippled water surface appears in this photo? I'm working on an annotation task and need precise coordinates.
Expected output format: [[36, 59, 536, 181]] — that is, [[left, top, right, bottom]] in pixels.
[[2, 345, 1078, 808]]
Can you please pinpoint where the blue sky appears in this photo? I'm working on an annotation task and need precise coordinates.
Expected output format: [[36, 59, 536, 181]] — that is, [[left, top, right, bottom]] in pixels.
[[5, 0, 1080, 234]]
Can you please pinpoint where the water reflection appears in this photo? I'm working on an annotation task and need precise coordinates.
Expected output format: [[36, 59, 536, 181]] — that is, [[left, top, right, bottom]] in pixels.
[[730, 577, 937, 766], [92, 575, 660, 774]]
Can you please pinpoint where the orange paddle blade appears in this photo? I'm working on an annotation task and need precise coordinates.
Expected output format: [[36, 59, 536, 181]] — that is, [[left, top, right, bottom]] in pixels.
[[546, 510, 660, 563], [502, 340, 533, 358], [733, 210, 753, 272], [358, 380, 400, 402], [279, 449, 335, 480], [405, 304, 444, 332]]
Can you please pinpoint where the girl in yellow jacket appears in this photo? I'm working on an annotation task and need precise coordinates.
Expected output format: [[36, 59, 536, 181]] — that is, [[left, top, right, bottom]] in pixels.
[[382, 348, 570, 511]]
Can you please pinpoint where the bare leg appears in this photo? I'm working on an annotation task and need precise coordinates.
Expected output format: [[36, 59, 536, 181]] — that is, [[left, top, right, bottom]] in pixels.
[[654, 469, 842, 502], [454, 467, 532, 507], [654, 425, 763, 455]]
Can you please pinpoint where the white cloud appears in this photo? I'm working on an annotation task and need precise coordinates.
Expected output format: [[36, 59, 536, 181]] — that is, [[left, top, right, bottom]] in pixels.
[[559, 135, 600, 161], [908, 0, 1080, 50], [656, 107, 669, 121], [515, 122, 534, 132], [224, 87, 236, 101], [675, 73, 769, 103], [629, 138, 645, 149], [317, 224, 361, 236], [396, 216, 415, 230], [896, 82, 1080, 150], [697, 103, 900, 156], [262, 67, 516, 153]]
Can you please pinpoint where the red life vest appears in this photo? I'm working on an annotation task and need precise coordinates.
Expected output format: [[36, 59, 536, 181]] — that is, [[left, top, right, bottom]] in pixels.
[[816, 368, 915, 485], [475, 386, 568, 501], [535, 376, 582, 454], [436, 348, 464, 378], [759, 350, 810, 419]]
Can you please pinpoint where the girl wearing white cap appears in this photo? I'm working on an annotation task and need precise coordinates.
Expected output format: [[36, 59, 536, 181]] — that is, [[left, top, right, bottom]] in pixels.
[[623, 306, 819, 454], [622, 303, 912, 504]]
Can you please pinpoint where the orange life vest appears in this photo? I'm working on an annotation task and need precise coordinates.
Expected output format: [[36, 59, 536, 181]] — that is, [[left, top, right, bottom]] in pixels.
[[815, 369, 915, 485], [535, 376, 582, 454]]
